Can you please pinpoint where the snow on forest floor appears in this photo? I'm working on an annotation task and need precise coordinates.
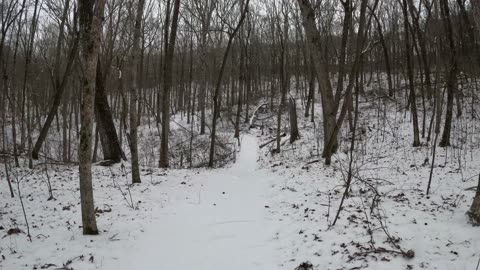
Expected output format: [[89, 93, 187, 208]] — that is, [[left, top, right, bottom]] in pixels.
[[2, 96, 480, 270], [0, 135, 285, 270], [254, 95, 480, 270]]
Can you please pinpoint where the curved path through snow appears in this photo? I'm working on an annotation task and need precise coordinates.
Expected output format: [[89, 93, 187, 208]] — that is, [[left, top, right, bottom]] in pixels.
[[102, 135, 281, 270]]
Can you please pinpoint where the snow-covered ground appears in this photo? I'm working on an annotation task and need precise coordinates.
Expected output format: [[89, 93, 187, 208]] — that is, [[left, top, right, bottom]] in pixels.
[[101, 135, 282, 270], [254, 94, 480, 270], [2, 94, 480, 270], [0, 135, 285, 270]]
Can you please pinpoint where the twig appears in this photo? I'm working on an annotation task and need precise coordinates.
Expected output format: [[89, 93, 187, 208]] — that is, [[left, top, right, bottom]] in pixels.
[[10, 169, 33, 242]]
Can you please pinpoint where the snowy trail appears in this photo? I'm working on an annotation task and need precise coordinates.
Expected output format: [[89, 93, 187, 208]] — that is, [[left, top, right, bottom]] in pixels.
[[102, 135, 281, 270]]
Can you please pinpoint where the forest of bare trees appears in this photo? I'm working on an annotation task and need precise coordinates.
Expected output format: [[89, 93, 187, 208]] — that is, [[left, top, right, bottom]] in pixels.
[[2, 1, 480, 268]]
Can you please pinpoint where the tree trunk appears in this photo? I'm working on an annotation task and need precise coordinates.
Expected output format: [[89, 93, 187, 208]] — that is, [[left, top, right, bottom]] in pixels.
[[296, 0, 338, 163], [468, 175, 480, 224], [208, 0, 249, 167], [127, 0, 145, 183], [289, 97, 299, 143], [403, 0, 421, 147], [371, 10, 393, 97], [438, 0, 457, 147], [467, 0, 480, 226], [33, 35, 79, 160], [335, 0, 351, 104], [473, 1, 480, 33], [159, 0, 181, 168], [32, 0, 73, 160], [78, 0, 106, 235], [21, 0, 40, 168], [95, 60, 125, 162], [406, 0, 432, 99], [234, 33, 245, 139]]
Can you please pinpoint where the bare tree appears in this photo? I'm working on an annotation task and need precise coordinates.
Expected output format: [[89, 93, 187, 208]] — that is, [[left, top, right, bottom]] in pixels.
[[32, 0, 78, 161], [126, 0, 145, 183], [296, 0, 338, 164], [402, 0, 421, 147], [78, 0, 106, 235], [159, 0, 181, 168], [467, 0, 480, 224], [438, 0, 457, 147], [208, 0, 249, 167]]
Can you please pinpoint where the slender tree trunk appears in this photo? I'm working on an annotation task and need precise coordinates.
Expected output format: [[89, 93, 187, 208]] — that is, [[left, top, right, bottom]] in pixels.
[[78, 0, 106, 235], [406, 0, 432, 99], [234, 34, 245, 139], [159, 0, 181, 168], [21, 0, 40, 168], [438, 0, 457, 147], [208, 0, 249, 167], [403, 0, 421, 147], [127, 0, 145, 183], [335, 0, 351, 104], [371, 10, 393, 97]]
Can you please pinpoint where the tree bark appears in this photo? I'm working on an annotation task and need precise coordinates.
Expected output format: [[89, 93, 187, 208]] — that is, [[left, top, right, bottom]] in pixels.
[[468, 175, 480, 224], [32, 21, 79, 160], [438, 0, 457, 147], [403, 0, 421, 147], [296, 0, 338, 163], [94, 60, 125, 163], [406, 0, 432, 99], [335, 0, 351, 104], [289, 97, 299, 143], [78, 0, 106, 235], [473, 1, 480, 32], [127, 0, 145, 183], [370, 9, 393, 97], [159, 0, 181, 168], [467, 0, 480, 226], [208, 0, 249, 167]]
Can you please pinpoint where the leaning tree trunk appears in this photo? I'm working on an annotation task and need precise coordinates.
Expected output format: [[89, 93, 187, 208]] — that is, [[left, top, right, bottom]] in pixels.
[[94, 60, 125, 163], [208, 0, 249, 167], [78, 0, 106, 235], [32, 0, 74, 160]]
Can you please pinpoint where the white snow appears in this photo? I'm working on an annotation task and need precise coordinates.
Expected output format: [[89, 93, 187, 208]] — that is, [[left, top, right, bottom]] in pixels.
[[2, 95, 480, 270], [0, 135, 285, 270], [101, 135, 282, 270]]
